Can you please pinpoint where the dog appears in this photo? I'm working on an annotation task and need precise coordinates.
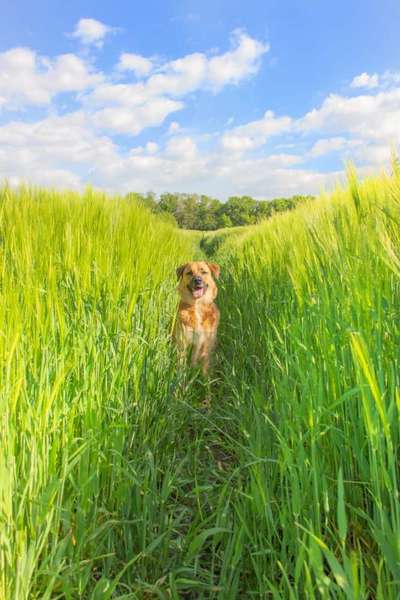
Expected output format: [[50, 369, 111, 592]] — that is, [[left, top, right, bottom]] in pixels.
[[173, 261, 220, 374]]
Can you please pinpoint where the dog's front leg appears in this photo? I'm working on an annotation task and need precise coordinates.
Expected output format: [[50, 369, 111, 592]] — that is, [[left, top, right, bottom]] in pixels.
[[198, 340, 212, 375], [191, 330, 206, 369], [200, 351, 210, 375], [191, 343, 201, 368], [199, 332, 217, 375], [174, 324, 192, 368]]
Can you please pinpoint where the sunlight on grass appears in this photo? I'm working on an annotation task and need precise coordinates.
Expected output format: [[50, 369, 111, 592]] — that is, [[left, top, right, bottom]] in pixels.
[[1, 168, 400, 598]]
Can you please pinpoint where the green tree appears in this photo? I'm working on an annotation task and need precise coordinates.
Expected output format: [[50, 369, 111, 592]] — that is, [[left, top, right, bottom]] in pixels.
[[221, 196, 258, 226], [158, 193, 179, 217], [217, 213, 233, 228], [127, 190, 315, 231], [180, 194, 198, 229], [195, 195, 221, 230], [254, 200, 272, 222]]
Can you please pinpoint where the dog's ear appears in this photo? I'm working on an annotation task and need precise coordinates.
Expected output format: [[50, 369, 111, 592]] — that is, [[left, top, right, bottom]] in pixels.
[[207, 262, 220, 279], [176, 264, 187, 280]]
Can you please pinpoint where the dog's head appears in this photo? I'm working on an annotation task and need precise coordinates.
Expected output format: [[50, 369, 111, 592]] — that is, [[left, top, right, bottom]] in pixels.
[[176, 261, 220, 303]]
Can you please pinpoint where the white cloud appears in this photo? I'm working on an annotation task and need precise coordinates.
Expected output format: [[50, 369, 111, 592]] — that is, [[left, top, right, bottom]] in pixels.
[[165, 136, 197, 158], [0, 109, 324, 198], [70, 18, 116, 48], [310, 137, 349, 157], [82, 30, 268, 135], [91, 97, 184, 135], [0, 28, 397, 200], [168, 121, 180, 133], [117, 52, 153, 77], [309, 137, 369, 160], [0, 111, 117, 189], [89, 31, 266, 107], [207, 29, 269, 91], [6, 168, 82, 189], [382, 70, 400, 87], [222, 110, 292, 151], [85, 82, 149, 107], [353, 143, 393, 166], [90, 147, 314, 198], [146, 53, 207, 97], [351, 70, 400, 91], [145, 141, 158, 154], [1, 76, 396, 199], [0, 47, 102, 109], [351, 72, 379, 89], [299, 88, 400, 145], [144, 30, 268, 97], [110, 152, 334, 198], [220, 77, 400, 175], [214, 162, 341, 197]]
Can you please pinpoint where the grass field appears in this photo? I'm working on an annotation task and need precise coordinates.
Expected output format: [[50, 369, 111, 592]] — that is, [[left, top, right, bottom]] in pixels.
[[1, 168, 400, 598]]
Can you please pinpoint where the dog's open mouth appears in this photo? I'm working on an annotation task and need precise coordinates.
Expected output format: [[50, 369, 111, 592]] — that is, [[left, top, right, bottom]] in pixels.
[[188, 284, 207, 298]]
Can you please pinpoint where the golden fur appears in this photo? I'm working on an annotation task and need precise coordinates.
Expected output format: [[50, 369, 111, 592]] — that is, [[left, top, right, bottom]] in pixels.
[[173, 261, 220, 374]]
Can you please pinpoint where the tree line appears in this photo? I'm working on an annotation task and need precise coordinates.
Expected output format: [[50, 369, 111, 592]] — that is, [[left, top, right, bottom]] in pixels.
[[126, 191, 315, 230]]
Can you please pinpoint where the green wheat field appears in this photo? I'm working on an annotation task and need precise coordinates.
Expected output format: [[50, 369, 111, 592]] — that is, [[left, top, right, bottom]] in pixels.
[[1, 166, 400, 599]]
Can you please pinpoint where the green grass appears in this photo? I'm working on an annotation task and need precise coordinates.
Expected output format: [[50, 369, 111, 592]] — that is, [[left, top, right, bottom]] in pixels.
[[1, 168, 400, 598]]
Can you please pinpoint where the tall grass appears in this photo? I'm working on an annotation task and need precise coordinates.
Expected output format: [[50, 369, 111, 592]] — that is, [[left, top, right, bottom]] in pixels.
[[1, 168, 400, 598], [213, 167, 400, 597], [0, 186, 202, 598]]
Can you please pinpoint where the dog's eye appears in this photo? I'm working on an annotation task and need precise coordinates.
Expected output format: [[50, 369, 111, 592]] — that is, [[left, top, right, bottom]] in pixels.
[[201, 270, 208, 274], [187, 270, 193, 276]]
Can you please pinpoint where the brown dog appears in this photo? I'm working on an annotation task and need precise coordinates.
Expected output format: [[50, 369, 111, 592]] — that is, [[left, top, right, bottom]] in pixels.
[[173, 261, 220, 374]]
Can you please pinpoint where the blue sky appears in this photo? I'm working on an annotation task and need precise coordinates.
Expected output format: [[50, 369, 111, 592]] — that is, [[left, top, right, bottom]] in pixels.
[[1, 0, 400, 198]]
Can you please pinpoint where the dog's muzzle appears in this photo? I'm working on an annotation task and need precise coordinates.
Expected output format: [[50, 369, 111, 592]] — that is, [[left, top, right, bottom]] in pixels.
[[189, 276, 207, 298]]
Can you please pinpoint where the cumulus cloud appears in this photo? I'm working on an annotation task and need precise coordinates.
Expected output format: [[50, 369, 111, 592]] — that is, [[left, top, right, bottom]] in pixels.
[[147, 30, 268, 96], [165, 136, 197, 158], [221, 80, 400, 168], [91, 97, 184, 135], [141, 52, 207, 100], [0, 24, 397, 200], [0, 47, 102, 109], [351, 70, 400, 91], [222, 110, 292, 151], [310, 137, 350, 157], [168, 121, 180, 133], [351, 72, 379, 89], [70, 18, 117, 48], [207, 29, 269, 91], [0, 112, 116, 168], [145, 141, 159, 154], [85, 82, 148, 107], [89, 147, 316, 198], [353, 143, 393, 166], [0, 109, 329, 198], [89, 30, 266, 108], [79, 30, 269, 136], [117, 52, 153, 77], [299, 88, 400, 144], [1, 75, 397, 198]]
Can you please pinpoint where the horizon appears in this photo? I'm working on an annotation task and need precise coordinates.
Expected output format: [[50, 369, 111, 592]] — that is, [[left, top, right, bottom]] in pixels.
[[1, 0, 400, 199]]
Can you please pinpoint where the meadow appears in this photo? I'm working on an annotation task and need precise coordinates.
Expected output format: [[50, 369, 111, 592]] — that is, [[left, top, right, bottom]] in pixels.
[[1, 167, 400, 598]]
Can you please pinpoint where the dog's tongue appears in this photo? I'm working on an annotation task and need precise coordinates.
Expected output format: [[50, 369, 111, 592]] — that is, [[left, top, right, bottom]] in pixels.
[[193, 288, 205, 298]]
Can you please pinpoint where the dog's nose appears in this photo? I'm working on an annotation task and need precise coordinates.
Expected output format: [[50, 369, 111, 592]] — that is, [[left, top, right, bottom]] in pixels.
[[193, 276, 203, 285]]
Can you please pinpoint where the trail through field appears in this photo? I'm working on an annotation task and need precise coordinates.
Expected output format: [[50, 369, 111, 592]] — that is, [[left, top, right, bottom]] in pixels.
[[2, 172, 400, 599]]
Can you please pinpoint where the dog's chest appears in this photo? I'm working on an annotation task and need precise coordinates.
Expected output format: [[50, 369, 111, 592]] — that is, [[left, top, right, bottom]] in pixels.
[[178, 303, 216, 345], [179, 303, 214, 331], [194, 303, 203, 329]]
